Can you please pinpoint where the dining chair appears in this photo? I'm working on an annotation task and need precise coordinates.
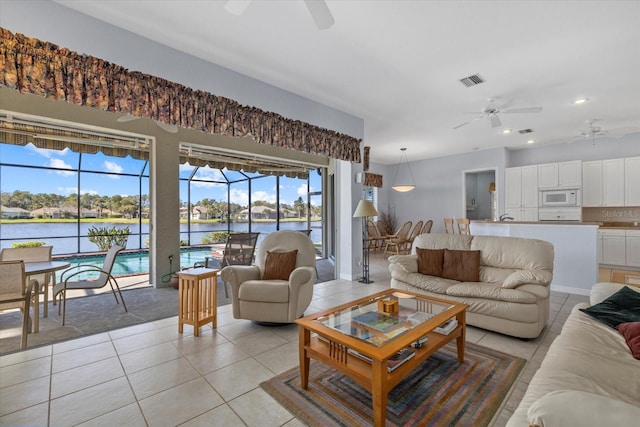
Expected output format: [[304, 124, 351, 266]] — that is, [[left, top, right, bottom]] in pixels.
[[457, 218, 471, 235], [1, 246, 53, 318], [443, 218, 455, 234], [421, 220, 433, 234], [367, 220, 387, 252], [383, 221, 413, 255], [53, 245, 125, 325], [401, 220, 424, 254], [196, 232, 260, 298], [0, 260, 36, 349]]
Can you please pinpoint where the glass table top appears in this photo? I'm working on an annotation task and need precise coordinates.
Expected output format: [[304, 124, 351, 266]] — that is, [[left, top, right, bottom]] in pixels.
[[313, 291, 454, 347]]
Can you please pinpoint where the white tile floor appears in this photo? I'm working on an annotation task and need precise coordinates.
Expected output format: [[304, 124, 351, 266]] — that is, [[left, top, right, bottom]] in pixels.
[[0, 253, 589, 426]]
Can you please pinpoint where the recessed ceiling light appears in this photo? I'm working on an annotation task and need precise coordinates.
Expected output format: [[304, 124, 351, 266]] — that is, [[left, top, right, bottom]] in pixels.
[[502, 129, 512, 134], [572, 98, 589, 105], [527, 140, 535, 144]]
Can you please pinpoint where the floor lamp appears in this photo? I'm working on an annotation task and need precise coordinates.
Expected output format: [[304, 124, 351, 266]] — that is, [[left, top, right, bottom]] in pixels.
[[353, 199, 379, 284]]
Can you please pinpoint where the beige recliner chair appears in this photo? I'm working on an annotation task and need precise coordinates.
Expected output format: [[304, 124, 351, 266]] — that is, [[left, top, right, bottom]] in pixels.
[[221, 230, 316, 324]]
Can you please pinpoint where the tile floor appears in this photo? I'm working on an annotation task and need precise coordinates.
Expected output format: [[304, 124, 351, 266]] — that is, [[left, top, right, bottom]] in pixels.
[[0, 252, 590, 426]]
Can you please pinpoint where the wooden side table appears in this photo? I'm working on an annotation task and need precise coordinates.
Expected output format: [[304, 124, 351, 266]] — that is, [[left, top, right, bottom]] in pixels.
[[176, 268, 220, 336]]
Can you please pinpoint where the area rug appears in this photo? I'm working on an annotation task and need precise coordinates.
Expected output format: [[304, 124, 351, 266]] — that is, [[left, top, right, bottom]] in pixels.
[[260, 341, 525, 427]]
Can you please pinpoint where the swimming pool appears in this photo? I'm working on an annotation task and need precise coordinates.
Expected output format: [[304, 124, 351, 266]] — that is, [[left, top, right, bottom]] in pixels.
[[54, 247, 212, 281]]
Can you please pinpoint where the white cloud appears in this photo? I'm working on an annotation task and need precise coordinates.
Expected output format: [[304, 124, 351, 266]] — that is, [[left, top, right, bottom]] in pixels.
[[26, 143, 70, 158], [104, 160, 123, 179], [49, 158, 75, 176], [229, 188, 248, 205], [252, 190, 276, 204], [297, 184, 309, 196], [57, 186, 78, 195], [80, 189, 98, 195]]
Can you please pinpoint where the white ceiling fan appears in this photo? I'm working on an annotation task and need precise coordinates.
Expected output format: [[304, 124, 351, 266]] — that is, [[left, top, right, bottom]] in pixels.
[[569, 119, 638, 144], [453, 98, 543, 130], [224, 0, 335, 30]]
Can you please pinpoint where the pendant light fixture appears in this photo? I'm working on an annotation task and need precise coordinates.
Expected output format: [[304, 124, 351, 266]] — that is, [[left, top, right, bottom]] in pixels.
[[391, 148, 416, 192]]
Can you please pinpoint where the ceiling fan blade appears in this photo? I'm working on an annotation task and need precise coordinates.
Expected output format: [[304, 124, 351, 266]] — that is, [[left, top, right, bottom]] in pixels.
[[224, 0, 251, 15], [503, 107, 543, 114], [452, 116, 483, 129], [489, 115, 502, 128], [304, 0, 335, 30]]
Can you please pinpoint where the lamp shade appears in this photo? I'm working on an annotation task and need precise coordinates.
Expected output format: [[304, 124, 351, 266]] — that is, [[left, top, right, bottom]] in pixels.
[[391, 148, 416, 192], [353, 199, 379, 218]]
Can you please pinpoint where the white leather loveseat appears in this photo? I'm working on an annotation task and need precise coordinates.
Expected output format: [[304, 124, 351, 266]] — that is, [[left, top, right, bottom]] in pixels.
[[388, 233, 554, 339]]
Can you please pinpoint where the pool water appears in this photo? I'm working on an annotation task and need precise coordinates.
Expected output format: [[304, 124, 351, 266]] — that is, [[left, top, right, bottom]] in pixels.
[[54, 247, 212, 281]]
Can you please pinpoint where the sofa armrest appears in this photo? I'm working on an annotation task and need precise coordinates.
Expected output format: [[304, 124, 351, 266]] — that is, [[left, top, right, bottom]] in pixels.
[[503, 269, 552, 289], [387, 254, 418, 273]]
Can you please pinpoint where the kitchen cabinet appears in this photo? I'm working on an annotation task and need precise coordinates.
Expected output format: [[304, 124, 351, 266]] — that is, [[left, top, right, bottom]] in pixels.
[[538, 161, 581, 189], [505, 165, 538, 221], [603, 159, 625, 206], [626, 230, 640, 267], [582, 161, 603, 206], [599, 229, 627, 266], [625, 156, 640, 206], [582, 159, 625, 206]]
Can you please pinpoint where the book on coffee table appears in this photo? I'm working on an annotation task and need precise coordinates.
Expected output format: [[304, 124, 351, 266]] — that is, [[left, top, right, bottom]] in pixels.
[[352, 311, 404, 333], [348, 347, 416, 372]]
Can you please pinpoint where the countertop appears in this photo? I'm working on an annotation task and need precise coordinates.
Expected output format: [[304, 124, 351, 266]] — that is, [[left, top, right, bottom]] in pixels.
[[470, 220, 640, 230]]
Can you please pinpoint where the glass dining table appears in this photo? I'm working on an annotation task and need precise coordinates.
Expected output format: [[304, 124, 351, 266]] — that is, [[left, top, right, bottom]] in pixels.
[[24, 261, 70, 333]]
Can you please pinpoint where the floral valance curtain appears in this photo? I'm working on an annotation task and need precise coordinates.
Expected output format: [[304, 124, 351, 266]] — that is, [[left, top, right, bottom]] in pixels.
[[0, 28, 361, 164]]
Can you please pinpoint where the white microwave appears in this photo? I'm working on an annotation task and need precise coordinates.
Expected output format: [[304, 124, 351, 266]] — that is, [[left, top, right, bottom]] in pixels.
[[539, 189, 580, 207]]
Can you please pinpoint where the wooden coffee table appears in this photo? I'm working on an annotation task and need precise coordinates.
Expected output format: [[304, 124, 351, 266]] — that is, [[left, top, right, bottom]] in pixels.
[[296, 290, 467, 427]]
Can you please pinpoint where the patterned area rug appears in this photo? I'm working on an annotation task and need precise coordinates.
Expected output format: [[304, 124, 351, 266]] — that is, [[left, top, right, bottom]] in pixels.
[[261, 341, 525, 427]]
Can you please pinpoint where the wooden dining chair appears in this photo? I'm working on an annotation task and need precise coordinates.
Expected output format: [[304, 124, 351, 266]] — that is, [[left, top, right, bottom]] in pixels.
[[367, 220, 387, 253], [402, 220, 424, 254], [0, 260, 35, 349], [444, 218, 455, 234], [384, 221, 413, 255], [421, 220, 433, 234], [457, 218, 471, 235]]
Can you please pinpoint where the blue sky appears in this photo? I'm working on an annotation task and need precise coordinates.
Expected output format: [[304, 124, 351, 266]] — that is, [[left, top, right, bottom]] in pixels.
[[1, 143, 320, 206]]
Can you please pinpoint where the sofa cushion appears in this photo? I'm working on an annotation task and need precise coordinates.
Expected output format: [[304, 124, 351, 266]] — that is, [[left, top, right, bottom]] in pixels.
[[617, 322, 640, 360], [579, 286, 640, 328], [442, 249, 480, 282], [263, 250, 298, 280], [416, 248, 444, 277], [445, 282, 538, 304], [411, 233, 473, 252], [527, 390, 640, 427], [503, 269, 553, 289], [591, 282, 640, 305], [238, 280, 290, 302], [471, 235, 554, 271]]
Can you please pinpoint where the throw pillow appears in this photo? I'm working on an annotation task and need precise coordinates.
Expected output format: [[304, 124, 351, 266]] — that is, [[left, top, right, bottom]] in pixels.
[[617, 322, 640, 360], [416, 248, 444, 277], [579, 286, 640, 328], [441, 249, 480, 282], [263, 250, 298, 280]]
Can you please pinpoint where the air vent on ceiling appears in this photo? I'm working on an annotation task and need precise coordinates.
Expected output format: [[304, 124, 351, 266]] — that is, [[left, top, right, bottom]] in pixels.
[[459, 73, 485, 88], [518, 128, 534, 134]]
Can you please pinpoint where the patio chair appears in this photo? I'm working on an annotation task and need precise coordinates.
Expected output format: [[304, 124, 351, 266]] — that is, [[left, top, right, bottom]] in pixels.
[[53, 245, 125, 325], [195, 232, 260, 298], [1, 246, 53, 318], [0, 260, 35, 349], [401, 220, 424, 254], [383, 221, 413, 255], [421, 219, 433, 234], [367, 220, 387, 252]]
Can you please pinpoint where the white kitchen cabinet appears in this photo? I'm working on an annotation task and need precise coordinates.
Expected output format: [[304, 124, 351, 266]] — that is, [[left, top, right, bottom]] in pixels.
[[582, 161, 603, 206], [538, 161, 581, 188], [506, 166, 538, 221], [626, 230, 640, 267], [603, 158, 625, 206], [600, 229, 627, 266], [537, 163, 558, 188], [625, 156, 640, 206]]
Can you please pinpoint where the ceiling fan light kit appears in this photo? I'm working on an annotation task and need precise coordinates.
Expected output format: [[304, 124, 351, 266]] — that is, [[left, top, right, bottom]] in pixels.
[[391, 148, 416, 192]]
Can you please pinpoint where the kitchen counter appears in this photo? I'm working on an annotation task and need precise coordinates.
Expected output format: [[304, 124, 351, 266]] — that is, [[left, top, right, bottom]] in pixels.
[[471, 220, 640, 230]]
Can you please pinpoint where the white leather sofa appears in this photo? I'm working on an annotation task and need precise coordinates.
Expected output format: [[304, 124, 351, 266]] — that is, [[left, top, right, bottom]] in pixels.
[[506, 283, 640, 426], [388, 233, 554, 339]]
